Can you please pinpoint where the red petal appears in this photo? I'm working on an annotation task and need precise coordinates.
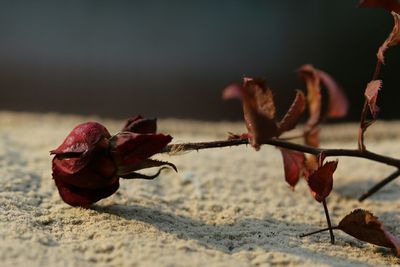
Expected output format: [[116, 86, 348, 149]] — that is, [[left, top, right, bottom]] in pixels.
[[111, 132, 172, 167], [51, 122, 110, 155], [54, 177, 119, 207], [52, 154, 117, 189], [307, 161, 338, 202], [278, 90, 306, 134], [50, 122, 111, 174], [280, 148, 306, 188], [364, 80, 382, 119], [122, 115, 157, 134], [359, 0, 400, 14]]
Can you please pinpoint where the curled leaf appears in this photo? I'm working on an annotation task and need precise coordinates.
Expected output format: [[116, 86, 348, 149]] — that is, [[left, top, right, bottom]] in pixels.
[[280, 148, 306, 188], [359, 0, 400, 14], [305, 127, 320, 148], [277, 90, 306, 134], [222, 83, 243, 100], [378, 12, 400, 64], [338, 209, 400, 256], [365, 80, 382, 119], [318, 70, 349, 118], [299, 64, 348, 128], [307, 161, 338, 202], [226, 78, 279, 149], [298, 64, 322, 130]]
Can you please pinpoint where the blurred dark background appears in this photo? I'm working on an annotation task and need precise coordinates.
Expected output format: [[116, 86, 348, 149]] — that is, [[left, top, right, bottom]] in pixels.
[[0, 0, 399, 121]]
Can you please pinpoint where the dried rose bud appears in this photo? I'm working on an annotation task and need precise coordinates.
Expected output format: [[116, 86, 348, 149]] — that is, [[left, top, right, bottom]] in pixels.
[[51, 117, 174, 207]]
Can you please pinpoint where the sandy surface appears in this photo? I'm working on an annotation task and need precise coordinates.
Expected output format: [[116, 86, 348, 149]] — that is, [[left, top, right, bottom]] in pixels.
[[1, 111, 400, 267]]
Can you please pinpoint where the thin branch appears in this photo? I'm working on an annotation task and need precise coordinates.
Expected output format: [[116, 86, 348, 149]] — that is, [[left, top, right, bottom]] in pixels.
[[162, 138, 400, 168], [358, 59, 383, 151], [300, 226, 339, 238], [322, 199, 335, 244], [359, 169, 400, 202]]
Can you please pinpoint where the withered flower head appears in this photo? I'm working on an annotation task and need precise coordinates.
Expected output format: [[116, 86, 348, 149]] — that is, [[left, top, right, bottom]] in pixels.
[[51, 117, 174, 207]]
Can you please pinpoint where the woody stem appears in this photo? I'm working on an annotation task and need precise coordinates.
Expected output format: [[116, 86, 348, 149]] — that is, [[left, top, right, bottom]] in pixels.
[[358, 59, 382, 151], [162, 138, 400, 168], [322, 199, 335, 244], [358, 169, 400, 202], [299, 226, 339, 238]]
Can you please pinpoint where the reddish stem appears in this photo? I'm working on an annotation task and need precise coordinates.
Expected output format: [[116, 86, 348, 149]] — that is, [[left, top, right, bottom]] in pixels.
[[358, 59, 383, 151], [322, 199, 335, 244]]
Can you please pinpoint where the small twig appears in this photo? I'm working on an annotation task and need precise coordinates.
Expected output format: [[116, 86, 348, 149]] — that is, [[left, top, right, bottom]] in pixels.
[[358, 59, 382, 151], [359, 169, 400, 202], [322, 199, 335, 244], [372, 59, 382, 81], [300, 226, 339, 238]]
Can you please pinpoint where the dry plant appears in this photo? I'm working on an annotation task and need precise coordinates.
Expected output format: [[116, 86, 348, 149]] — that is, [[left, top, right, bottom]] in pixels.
[[51, 1, 400, 257]]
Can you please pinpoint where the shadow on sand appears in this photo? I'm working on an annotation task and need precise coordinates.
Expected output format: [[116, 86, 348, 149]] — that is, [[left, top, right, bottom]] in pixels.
[[92, 203, 395, 266]]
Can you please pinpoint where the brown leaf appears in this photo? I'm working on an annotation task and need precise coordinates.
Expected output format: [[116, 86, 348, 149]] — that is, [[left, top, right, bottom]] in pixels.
[[378, 12, 400, 64], [241, 78, 279, 149], [277, 90, 306, 134], [364, 80, 382, 119], [338, 209, 400, 256], [305, 127, 320, 148], [307, 161, 338, 202], [359, 0, 400, 14], [280, 148, 306, 188], [318, 70, 349, 119], [299, 64, 348, 130], [298, 64, 322, 130]]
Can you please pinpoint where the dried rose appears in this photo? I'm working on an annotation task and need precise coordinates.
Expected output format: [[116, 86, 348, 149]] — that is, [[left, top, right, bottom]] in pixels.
[[51, 118, 174, 207]]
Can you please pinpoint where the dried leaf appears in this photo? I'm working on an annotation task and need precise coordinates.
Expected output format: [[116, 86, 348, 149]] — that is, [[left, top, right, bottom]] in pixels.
[[222, 83, 243, 100], [364, 80, 382, 119], [277, 90, 306, 134], [378, 12, 400, 64], [299, 64, 348, 128], [359, 0, 400, 14], [307, 161, 338, 202], [241, 78, 279, 149], [116, 158, 177, 176], [280, 148, 306, 188], [318, 70, 349, 118], [305, 127, 320, 148], [338, 209, 400, 256], [298, 64, 322, 129], [304, 154, 318, 178]]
